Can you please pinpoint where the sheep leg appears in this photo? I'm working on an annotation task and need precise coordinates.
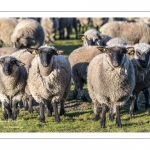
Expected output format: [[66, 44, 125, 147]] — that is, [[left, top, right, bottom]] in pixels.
[[100, 104, 107, 128], [109, 107, 115, 122], [52, 101, 60, 123], [45, 100, 53, 117], [93, 101, 101, 121], [133, 92, 139, 112], [28, 95, 33, 113], [3, 101, 12, 119], [60, 100, 65, 116], [39, 102, 45, 123], [23, 99, 28, 111], [72, 88, 78, 100], [78, 89, 88, 102], [143, 89, 150, 115], [116, 106, 122, 128], [129, 93, 136, 117], [12, 101, 19, 120]]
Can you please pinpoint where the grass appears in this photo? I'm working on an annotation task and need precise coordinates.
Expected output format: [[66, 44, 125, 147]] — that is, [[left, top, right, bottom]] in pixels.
[[0, 29, 150, 133]]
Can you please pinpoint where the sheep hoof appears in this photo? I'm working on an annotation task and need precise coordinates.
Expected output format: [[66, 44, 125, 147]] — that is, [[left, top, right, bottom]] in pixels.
[[81, 95, 88, 102], [116, 123, 122, 128], [109, 114, 115, 122], [100, 118, 106, 128], [39, 118, 45, 123], [3, 113, 8, 120], [60, 109, 65, 116], [55, 116, 60, 123]]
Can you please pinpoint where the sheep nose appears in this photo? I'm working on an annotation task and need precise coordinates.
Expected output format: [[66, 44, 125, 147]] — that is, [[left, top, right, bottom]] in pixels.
[[43, 62, 48, 67], [112, 61, 119, 67]]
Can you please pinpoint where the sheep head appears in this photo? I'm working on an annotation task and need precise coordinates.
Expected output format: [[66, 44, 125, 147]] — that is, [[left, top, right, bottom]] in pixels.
[[97, 46, 134, 67], [0, 56, 25, 76]]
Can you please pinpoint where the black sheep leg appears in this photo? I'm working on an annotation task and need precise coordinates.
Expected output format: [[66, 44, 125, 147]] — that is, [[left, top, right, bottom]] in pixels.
[[39, 102, 45, 123], [100, 104, 107, 128], [28, 95, 33, 113], [143, 89, 150, 115], [93, 101, 101, 121], [72, 88, 78, 100], [116, 106, 122, 127], [3, 101, 12, 119], [52, 101, 60, 123], [60, 101, 65, 116], [45, 100, 53, 117], [12, 101, 19, 120], [129, 93, 136, 117]]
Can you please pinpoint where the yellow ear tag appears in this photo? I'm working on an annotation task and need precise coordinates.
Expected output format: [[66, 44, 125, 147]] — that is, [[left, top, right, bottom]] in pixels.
[[103, 48, 106, 52], [81, 36, 85, 40], [129, 51, 134, 55], [32, 50, 37, 55]]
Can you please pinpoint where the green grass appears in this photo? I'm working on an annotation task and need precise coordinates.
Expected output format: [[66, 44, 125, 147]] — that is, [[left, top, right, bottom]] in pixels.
[[0, 29, 150, 132]]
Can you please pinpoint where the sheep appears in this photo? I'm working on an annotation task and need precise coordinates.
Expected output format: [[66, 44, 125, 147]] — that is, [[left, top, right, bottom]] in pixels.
[[27, 45, 71, 123], [11, 49, 35, 113], [68, 46, 103, 102], [77, 18, 91, 33], [11, 19, 44, 49], [58, 18, 73, 39], [127, 43, 150, 116], [91, 18, 108, 30], [0, 56, 27, 120], [0, 47, 18, 56], [40, 18, 59, 43], [100, 21, 150, 45], [87, 45, 135, 127], [0, 18, 17, 47], [78, 29, 112, 46]]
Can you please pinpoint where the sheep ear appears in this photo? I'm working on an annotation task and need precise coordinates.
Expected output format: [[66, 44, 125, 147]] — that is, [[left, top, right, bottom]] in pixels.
[[16, 60, 25, 66], [126, 47, 135, 55], [78, 34, 85, 40], [57, 50, 64, 55], [0, 58, 4, 64], [96, 46, 107, 53], [27, 48, 38, 54]]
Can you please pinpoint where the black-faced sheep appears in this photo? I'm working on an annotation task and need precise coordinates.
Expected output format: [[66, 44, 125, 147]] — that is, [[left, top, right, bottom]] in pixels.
[[78, 29, 112, 46], [0, 56, 27, 120], [87, 45, 135, 127], [27, 45, 71, 123], [11, 19, 44, 49], [127, 43, 150, 116]]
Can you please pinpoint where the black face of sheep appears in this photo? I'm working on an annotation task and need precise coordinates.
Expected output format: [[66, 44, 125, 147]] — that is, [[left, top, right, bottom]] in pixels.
[[135, 50, 150, 68], [33, 47, 58, 67], [97, 46, 135, 67], [0, 57, 25, 76]]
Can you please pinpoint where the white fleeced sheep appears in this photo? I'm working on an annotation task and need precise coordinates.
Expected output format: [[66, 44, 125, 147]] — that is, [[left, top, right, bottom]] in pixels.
[[100, 21, 150, 45], [0, 56, 27, 120], [11, 49, 35, 113], [127, 43, 150, 116], [27, 45, 71, 123], [11, 19, 44, 49], [87, 45, 135, 127], [40, 18, 59, 43], [106, 37, 128, 46], [0, 47, 18, 56], [0, 18, 17, 47]]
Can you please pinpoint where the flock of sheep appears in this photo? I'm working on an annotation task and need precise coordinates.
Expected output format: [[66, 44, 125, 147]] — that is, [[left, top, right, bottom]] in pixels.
[[0, 17, 150, 128]]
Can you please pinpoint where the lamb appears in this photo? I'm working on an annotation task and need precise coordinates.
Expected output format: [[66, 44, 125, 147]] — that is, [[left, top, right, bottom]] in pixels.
[[0, 47, 18, 56], [0, 56, 27, 120], [11, 49, 35, 113], [27, 45, 71, 123], [11, 19, 44, 49], [68, 46, 103, 102], [79, 29, 112, 46], [100, 21, 150, 45], [40, 18, 59, 43], [0, 18, 17, 47], [127, 43, 150, 116], [87, 45, 135, 127]]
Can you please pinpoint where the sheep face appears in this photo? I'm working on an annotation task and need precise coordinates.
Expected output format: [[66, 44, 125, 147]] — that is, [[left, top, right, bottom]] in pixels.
[[98, 46, 134, 67], [0, 56, 25, 76], [37, 47, 58, 67], [132, 49, 150, 68]]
